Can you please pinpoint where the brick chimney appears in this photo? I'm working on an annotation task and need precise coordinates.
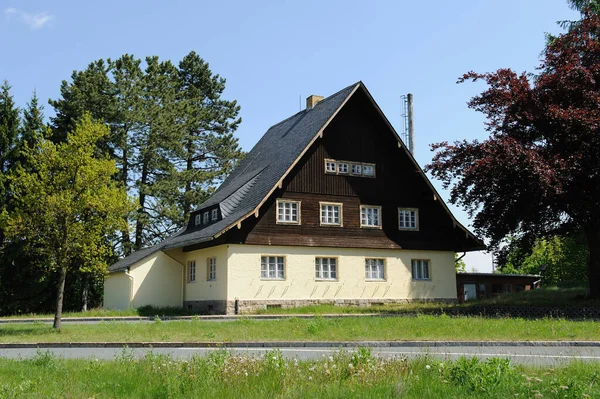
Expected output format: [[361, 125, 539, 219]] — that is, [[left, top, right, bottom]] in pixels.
[[306, 95, 324, 109]]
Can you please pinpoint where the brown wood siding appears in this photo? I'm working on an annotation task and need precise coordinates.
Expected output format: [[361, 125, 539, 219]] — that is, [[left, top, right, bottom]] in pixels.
[[225, 90, 481, 252]]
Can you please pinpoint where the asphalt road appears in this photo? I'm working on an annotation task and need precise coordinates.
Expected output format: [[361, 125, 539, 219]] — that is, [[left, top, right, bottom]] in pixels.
[[2, 345, 600, 366]]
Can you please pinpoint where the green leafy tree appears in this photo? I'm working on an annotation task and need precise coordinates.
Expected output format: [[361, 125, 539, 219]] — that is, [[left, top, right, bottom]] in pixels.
[[455, 253, 467, 273], [3, 115, 132, 328]]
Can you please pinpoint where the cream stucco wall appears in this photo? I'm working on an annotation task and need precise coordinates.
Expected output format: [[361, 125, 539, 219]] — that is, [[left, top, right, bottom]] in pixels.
[[172, 245, 228, 301], [128, 252, 183, 308], [226, 244, 456, 301], [104, 271, 133, 309]]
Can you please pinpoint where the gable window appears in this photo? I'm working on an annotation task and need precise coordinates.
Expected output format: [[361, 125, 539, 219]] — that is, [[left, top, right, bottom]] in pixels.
[[195, 214, 202, 226], [360, 205, 381, 228], [362, 163, 375, 177], [277, 199, 300, 224], [207, 257, 216, 281], [365, 258, 385, 280], [261, 256, 285, 280], [351, 163, 362, 175], [187, 260, 196, 282], [398, 208, 419, 230], [325, 159, 337, 173], [203, 211, 209, 224], [338, 162, 349, 174], [320, 202, 342, 226], [412, 259, 430, 280], [315, 257, 337, 280], [211, 209, 218, 221]]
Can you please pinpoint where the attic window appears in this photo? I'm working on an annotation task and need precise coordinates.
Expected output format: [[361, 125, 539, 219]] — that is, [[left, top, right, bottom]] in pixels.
[[360, 205, 381, 228], [203, 211, 209, 224], [276, 199, 301, 224], [195, 214, 202, 226], [211, 209, 218, 221], [325, 160, 337, 173], [326, 158, 375, 178], [398, 208, 419, 230]]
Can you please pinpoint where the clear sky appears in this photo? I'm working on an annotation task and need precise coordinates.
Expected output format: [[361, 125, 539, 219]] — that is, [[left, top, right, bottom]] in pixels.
[[0, 0, 580, 271]]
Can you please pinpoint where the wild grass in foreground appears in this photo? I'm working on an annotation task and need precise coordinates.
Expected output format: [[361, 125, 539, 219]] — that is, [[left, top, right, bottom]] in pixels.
[[0, 349, 598, 398], [1, 305, 196, 319], [1, 315, 599, 343]]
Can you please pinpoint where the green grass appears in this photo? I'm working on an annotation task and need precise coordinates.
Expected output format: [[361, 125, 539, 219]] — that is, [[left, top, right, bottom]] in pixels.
[[1, 349, 599, 398], [0, 305, 197, 319], [1, 315, 599, 343]]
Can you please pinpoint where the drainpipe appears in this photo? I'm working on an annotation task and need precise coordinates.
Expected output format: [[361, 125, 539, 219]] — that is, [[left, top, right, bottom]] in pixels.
[[125, 268, 134, 308]]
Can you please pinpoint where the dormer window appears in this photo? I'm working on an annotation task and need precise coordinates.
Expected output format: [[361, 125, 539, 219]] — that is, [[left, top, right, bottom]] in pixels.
[[325, 160, 337, 173], [398, 208, 418, 230], [211, 208, 218, 221], [351, 164, 362, 175], [195, 214, 202, 226], [338, 162, 349, 174], [363, 164, 375, 177], [203, 211, 209, 224]]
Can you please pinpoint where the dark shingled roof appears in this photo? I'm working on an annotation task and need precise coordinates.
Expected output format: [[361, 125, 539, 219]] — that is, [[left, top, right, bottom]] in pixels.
[[108, 82, 360, 272]]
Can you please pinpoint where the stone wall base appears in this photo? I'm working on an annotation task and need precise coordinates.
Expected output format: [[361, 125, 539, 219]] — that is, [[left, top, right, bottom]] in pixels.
[[184, 300, 228, 315]]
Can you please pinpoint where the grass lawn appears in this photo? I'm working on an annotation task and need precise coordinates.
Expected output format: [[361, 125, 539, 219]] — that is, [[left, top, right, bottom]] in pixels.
[[0, 349, 598, 398], [1, 315, 599, 343]]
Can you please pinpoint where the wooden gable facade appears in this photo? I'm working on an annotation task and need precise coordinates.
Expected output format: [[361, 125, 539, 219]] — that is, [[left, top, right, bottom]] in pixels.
[[187, 87, 482, 253]]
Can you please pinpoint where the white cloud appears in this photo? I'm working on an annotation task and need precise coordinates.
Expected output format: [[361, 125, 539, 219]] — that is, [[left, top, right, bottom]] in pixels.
[[4, 7, 54, 30]]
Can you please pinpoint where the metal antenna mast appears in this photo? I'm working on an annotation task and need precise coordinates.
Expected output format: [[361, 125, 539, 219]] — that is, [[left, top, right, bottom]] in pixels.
[[400, 94, 414, 154]]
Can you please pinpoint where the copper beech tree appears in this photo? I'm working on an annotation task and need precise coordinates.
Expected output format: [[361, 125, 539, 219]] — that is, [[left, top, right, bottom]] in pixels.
[[426, 10, 600, 297]]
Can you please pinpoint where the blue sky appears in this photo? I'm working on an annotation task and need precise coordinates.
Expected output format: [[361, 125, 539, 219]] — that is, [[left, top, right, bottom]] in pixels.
[[0, 1, 580, 271]]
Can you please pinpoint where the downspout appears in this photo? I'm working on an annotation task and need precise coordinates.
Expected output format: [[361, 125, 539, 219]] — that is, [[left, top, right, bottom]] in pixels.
[[125, 268, 134, 308], [455, 252, 466, 269]]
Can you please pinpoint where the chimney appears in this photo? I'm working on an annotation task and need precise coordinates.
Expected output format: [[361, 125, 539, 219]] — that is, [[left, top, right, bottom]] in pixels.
[[306, 95, 324, 109]]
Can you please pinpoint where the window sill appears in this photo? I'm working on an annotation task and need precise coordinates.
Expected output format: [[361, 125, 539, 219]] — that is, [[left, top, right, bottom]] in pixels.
[[315, 278, 338, 282], [365, 279, 386, 282], [276, 221, 300, 225], [412, 278, 431, 282], [399, 228, 419, 231], [261, 278, 286, 281], [207, 279, 216, 282], [187, 280, 197, 284], [320, 223, 342, 227], [360, 225, 382, 229]]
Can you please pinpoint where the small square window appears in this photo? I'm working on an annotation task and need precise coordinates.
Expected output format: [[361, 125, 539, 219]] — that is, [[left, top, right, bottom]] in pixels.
[[412, 259, 430, 280], [195, 214, 202, 226], [188, 260, 196, 282], [277, 200, 300, 224], [360, 205, 381, 228], [398, 208, 419, 230], [207, 257, 216, 281], [211, 209, 218, 221], [261, 256, 285, 279], [320, 202, 342, 226], [325, 160, 337, 173], [363, 164, 375, 177], [351, 163, 362, 175], [315, 257, 337, 280], [365, 258, 385, 280], [338, 163, 349, 174], [203, 211, 209, 224]]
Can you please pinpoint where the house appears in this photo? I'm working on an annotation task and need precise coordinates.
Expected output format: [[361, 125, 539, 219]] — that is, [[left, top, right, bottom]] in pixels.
[[104, 81, 484, 314], [456, 272, 541, 302]]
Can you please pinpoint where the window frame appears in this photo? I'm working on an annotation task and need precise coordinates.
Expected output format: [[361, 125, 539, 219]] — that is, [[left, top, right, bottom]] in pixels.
[[362, 163, 376, 177], [194, 214, 202, 226], [315, 257, 338, 281], [365, 258, 386, 281], [398, 208, 419, 231], [187, 260, 196, 283], [325, 159, 337, 174], [360, 205, 382, 229], [207, 257, 216, 281], [276, 199, 301, 225], [260, 255, 286, 280], [203, 211, 209, 224], [411, 259, 431, 281], [319, 201, 343, 227], [211, 208, 218, 222]]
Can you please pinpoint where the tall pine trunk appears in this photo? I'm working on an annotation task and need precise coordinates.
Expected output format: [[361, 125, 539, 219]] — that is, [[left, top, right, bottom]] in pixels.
[[183, 137, 193, 218], [585, 224, 600, 298], [134, 161, 148, 249], [120, 147, 132, 255], [53, 265, 67, 329], [81, 274, 89, 312]]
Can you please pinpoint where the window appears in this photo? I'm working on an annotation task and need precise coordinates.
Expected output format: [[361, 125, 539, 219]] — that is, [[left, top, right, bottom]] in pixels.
[[195, 214, 202, 226], [203, 211, 209, 224], [315, 257, 337, 280], [325, 159, 337, 173], [261, 256, 285, 279], [360, 205, 381, 228], [363, 164, 375, 177], [365, 258, 385, 280], [187, 260, 196, 282], [211, 209, 218, 221], [398, 208, 419, 230], [320, 202, 342, 226], [277, 200, 300, 224], [338, 162, 349, 174], [351, 163, 362, 175], [207, 257, 216, 281], [412, 259, 430, 280]]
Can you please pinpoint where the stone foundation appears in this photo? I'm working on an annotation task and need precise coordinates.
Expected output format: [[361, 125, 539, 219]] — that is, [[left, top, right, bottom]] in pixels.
[[184, 300, 228, 315]]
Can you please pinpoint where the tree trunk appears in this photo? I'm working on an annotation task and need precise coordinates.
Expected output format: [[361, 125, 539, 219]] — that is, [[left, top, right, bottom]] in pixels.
[[81, 275, 89, 312], [585, 224, 600, 298], [53, 265, 67, 329], [183, 137, 193, 218], [134, 161, 148, 250], [120, 143, 132, 255]]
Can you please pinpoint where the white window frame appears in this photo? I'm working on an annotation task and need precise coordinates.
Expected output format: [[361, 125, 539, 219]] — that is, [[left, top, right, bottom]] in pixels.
[[319, 202, 343, 226], [276, 199, 301, 225], [362, 163, 376, 177], [195, 214, 202, 226], [351, 163, 362, 175], [365, 258, 385, 281], [337, 162, 349, 174], [203, 211, 209, 224], [325, 159, 337, 174], [315, 257, 338, 280], [261, 256, 285, 280], [412, 259, 431, 281], [187, 260, 196, 283], [398, 208, 419, 231], [211, 208, 218, 221], [360, 205, 382, 228], [207, 257, 216, 281]]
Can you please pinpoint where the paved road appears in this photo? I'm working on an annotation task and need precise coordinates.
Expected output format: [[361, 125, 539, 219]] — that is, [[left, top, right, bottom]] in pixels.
[[2, 345, 600, 366]]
